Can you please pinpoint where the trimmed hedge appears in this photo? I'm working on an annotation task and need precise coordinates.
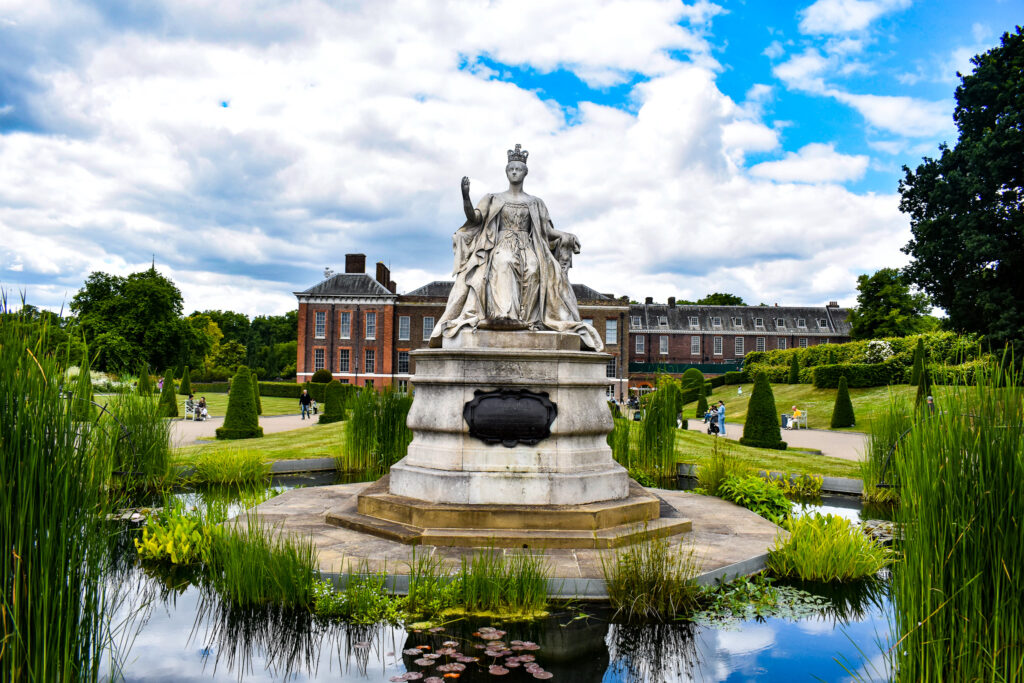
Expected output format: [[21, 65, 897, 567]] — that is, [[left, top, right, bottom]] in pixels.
[[216, 365, 264, 440], [311, 369, 333, 383], [724, 370, 749, 385], [191, 382, 229, 394], [251, 369, 262, 415], [319, 380, 347, 424], [739, 372, 787, 450], [812, 361, 898, 388], [709, 375, 726, 388], [910, 337, 925, 386], [179, 366, 192, 396], [157, 375, 178, 418], [830, 376, 856, 428], [695, 392, 708, 419], [787, 353, 800, 384], [137, 365, 152, 395]]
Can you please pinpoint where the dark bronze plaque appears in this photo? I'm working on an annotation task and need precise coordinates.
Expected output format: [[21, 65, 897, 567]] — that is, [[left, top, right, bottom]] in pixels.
[[463, 389, 558, 448]]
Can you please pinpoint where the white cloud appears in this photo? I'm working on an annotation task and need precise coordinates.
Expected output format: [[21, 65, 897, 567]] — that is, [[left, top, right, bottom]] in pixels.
[[798, 0, 911, 35], [830, 91, 951, 137], [763, 40, 786, 60], [773, 48, 830, 93], [749, 143, 869, 183]]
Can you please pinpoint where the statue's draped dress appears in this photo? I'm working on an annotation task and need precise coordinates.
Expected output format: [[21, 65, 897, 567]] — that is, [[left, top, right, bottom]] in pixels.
[[429, 191, 603, 351]]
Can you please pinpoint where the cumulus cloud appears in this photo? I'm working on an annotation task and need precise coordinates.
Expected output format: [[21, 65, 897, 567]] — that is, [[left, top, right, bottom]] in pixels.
[[1, 0, 915, 315], [830, 91, 951, 137], [749, 143, 869, 183], [798, 0, 911, 35]]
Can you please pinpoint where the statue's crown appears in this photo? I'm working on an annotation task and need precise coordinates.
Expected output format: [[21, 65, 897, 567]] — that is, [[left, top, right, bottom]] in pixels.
[[507, 143, 529, 164]]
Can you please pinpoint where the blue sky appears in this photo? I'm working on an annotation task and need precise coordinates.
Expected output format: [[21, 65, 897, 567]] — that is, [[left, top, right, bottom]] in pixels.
[[1, 0, 1021, 315]]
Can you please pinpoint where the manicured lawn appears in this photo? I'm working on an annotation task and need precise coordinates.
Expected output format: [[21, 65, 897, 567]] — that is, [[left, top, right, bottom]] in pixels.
[[173, 420, 346, 463], [186, 393, 302, 418], [685, 383, 937, 432], [674, 428, 861, 479]]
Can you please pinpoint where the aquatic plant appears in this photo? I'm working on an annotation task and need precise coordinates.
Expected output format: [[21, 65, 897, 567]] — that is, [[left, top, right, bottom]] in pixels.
[[716, 474, 791, 524], [134, 504, 217, 565], [766, 513, 892, 582], [457, 547, 550, 615], [891, 361, 1024, 682], [608, 416, 631, 465], [859, 395, 911, 503], [405, 550, 460, 618], [0, 307, 123, 681], [313, 565, 405, 624], [338, 387, 412, 475], [601, 535, 700, 622], [694, 440, 749, 495], [770, 472, 824, 499], [100, 389, 173, 487], [191, 447, 270, 485]]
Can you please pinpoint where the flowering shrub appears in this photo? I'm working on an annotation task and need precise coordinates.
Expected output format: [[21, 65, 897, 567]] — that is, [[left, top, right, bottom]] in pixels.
[[864, 340, 894, 364]]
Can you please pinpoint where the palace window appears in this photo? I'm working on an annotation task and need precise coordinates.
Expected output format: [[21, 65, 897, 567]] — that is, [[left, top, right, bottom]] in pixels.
[[606, 357, 617, 378], [778, 338, 787, 350], [397, 351, 409, 374], [818, 319, 829, 328], [688, 316, 699, 329], [339, 312, 351, 339], [711, 316, 722, 328], [659, 335, 668, 355], [422, 316, 435, 340], [756, 337, 765, 352], [776, 318, 786, 329], [364, 379, 374, 388], [365, 312, 376, 339], [313, 348, 324, 371], [398, 379, 408, 393], [755, 318, 764, 328], [797, 318, 807, 329], [338, 349, 349, 373], [799, 337, 808, 348], [631, 315, 642, 327], [658, 316, 668, 326], [398, 316, 410, 340], [713, 336, 723, 355], [732, 317, 743, 328], [364, 349, 375, 373], [605, 320, 618, 344], [691, 336, 700, 354], [314, 312, 325, 339], [636, 335, 645, 353], [735, 337, 745, 356]]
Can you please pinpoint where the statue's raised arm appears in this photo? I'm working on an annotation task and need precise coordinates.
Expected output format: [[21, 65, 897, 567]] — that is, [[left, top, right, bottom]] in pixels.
[[461, 176, 482, 225]]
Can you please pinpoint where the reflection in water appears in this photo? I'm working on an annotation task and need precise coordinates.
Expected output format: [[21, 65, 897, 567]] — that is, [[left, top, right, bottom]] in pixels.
[[606, 622, 699, 683]]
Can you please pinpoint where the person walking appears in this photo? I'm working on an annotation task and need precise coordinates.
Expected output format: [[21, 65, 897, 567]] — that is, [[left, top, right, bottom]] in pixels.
[[299, 389, 312, 420], [717, 400, 726, 436]]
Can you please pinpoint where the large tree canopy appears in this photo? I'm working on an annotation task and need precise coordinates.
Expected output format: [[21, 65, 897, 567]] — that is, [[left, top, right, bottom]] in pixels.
[[677, 292, 747, 306], [848, 268, 933, 339], [899, 27, 1024, 344]]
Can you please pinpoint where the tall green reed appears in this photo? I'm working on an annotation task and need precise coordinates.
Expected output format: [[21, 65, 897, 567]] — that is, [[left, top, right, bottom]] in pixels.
[[1, 306, 122, 681], [338, 387, 412, 476], [860, 394, 912, 503], [97, 391, 173, 488], [457, 547, 550, 615], [891, 361, 1023, 682], [766, 513, 892, 582], [191, 448, 270, 485], [608, 382, 678, 482], [601, 534, 701, 622]]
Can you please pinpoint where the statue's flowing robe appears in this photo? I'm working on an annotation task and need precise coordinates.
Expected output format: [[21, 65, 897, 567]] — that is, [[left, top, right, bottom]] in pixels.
[[429, 192, 603, 351]]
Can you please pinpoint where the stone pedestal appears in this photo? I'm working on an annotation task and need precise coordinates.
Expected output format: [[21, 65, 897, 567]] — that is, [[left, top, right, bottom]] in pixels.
[[387, 329, 629, 505]]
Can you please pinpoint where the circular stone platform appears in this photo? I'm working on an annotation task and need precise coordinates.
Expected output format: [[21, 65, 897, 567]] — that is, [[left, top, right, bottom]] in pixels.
[[244, 483, 785, 599]]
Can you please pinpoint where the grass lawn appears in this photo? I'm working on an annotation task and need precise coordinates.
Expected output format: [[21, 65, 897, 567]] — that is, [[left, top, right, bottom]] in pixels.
[[173, 420, 346, 464], [187, 393, 302, 417], [686, 383, 938, 432], [674, 428, 861, 479]]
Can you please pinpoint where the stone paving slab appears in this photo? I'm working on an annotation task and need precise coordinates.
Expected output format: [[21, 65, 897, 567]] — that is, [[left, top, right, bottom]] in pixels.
[[244, 482, 785, 598]]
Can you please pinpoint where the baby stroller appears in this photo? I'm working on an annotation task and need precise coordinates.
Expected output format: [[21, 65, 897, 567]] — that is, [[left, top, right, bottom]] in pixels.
[[707, 415, 720, 435]]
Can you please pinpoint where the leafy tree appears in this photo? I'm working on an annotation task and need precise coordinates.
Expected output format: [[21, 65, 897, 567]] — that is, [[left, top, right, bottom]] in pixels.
[[195, 309, 250, 345], [209, 339, 247, 372], [216, 366, 263, 440], [250, 369, 262, 415], [788, 353, 800, 384], [676, 293, 747, 306], [157, 374, 178, 418], [910, 337, 925, 386], [830, 376, 856, 428], [899, 28, 1024, 346], [179, 366, 192, 395], [319, 380, 347, 424], [847, 268, 932, 339], [739, 372, 787, 450]]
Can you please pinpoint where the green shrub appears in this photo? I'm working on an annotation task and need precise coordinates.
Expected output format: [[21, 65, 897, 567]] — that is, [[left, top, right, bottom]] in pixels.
[[137, 364, 152, 395], [723, 370, 748, 384], [601, 536, 700, 622], [319, 380, 347, 424], [179, 366, 192, 395], [703, 380, 713, 396], [695, 392, 708, 419], [812, 361, 898, 388], [134, 503, 216, 565], [250, 369, 262, 415], [311, 369, 333, 383], [313, 569, 404, 624], [709, 374, 726, 388], [788, 353, 800, 384], [717, 474, 791, 523], [766, 513, 892, 581], [830, 376, 856, 428], [190, 381, 230, 394], [216, 365, 264, 440], [739, 372, 787, 450], [909, 337, 925, 385], [157, 374, 178, 418]]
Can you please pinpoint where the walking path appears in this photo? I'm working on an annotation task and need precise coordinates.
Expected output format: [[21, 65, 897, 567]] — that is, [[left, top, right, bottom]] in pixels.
[[685, 420, 869, 462], [170, 413, 317, 448]]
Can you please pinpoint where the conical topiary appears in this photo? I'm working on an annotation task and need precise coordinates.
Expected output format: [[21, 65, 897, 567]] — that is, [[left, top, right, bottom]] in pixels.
[[739, 371, 787, 450], [695, 391, 708, 419], [158, 374, 178, 417], [788, 353, 800, 384], [830, 375, 856, 428], [251, 369, 262, 415], [910, 337, 925, 386], [179, 366, 192, 395], [137, 364, 152, 395], [319, 380, 347, 424], [915, 367, 933, 409], [216, 365, 264, 440]]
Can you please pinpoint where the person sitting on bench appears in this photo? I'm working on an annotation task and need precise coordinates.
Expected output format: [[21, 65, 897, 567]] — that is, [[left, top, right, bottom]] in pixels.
[[787, 405, 802, 430]]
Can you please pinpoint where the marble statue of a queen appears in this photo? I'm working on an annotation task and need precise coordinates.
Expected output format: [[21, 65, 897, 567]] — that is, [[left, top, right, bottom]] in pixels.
[[428, 144, 603, 352]]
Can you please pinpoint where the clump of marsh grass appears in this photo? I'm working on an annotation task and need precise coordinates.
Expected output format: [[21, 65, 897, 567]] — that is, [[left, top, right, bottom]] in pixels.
[[338, 387, 413, 476], [694, 439, 750, 495], [190, 447, 270, 485], [766, 513, 892, 582], [457, 547, 550, 616], [0, 304, 124, 681], [601, 535, 701, 622], [99, 391, 174, 488], [405, 550, 459, 618], [609, 380, 679, 482], [859, 395, 911, 503], [313, 562, 405, 624], [890, 361, 1024, 682]]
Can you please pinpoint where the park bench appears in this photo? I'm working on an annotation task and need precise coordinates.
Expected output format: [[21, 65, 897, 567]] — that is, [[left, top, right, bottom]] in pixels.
[[783, 408, 808, 429]]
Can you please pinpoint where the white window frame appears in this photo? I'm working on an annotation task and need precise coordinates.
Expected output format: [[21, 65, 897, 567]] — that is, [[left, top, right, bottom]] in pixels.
[[314, 311, 325, 339], [313, 347, 324, 370], [658, 316, 668, 327], [398, 379, 408, 392], [776, 318, 786, 329], [605, 357, 617, 378], [690, 336, 700, 354], [711, 316, 722, 328], [339, 311, 351, 339], [635, 335, 645, 353], [365, 312, 376, 340], [659, 335, 668, 355], [338, 349, 350, 373], [364, 348, 375, 373], [631, 315, 642, 327], [778, 338, 787, 350], [397, 350, 409, 374], [819, 319, 829, 328], [688, 316, 699, 329], [398, 316, 410, 340], [732, 317, 743, 328], [713, 336, 723, 355], [605, 319, 618, 345], [735, 337, 744, 356], [422, 316, 435, 340], [799, 337, 808, 348], [756, 337, 765, 352], [797, 318, 807, 329], [755, 318, 764, 328]]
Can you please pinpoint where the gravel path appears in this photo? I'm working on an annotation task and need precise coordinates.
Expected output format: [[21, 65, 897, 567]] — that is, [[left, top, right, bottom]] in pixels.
[[170, 413, 317, 448], [685, 420, 869, 461]]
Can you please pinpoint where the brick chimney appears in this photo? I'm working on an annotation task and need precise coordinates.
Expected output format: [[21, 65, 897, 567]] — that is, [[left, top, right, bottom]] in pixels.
[[388, 280, 397, 294], [375, 261, 390, 289], [828, 300, 839, 308], [644, 296, 653, 305], [345, 253, 366, 273], [668, 297, 676, 308]]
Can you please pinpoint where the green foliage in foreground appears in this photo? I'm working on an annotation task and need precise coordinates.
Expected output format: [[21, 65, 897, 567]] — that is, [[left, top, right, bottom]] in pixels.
[[715, 475, 791, 524], [830, 376, 856, 428], [860, 396, 910, 504], [216, 365, 263, 440], [909, 337, 924, 386], [339, 387, 412, 475], [251, 369, 262, 415], [739, 372, 786, 450], [601, 536, 701, 622], [892, 363, 1024, 682], [103, 391, 173, 487], [190, 448, 270, 485], [766, 513, 892, 582]]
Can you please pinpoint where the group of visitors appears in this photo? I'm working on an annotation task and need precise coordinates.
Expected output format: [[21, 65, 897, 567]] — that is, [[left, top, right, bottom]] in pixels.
[[702, 401, 727, 436], [298, 389, 319, 420], [185, 394, 209, 421]]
